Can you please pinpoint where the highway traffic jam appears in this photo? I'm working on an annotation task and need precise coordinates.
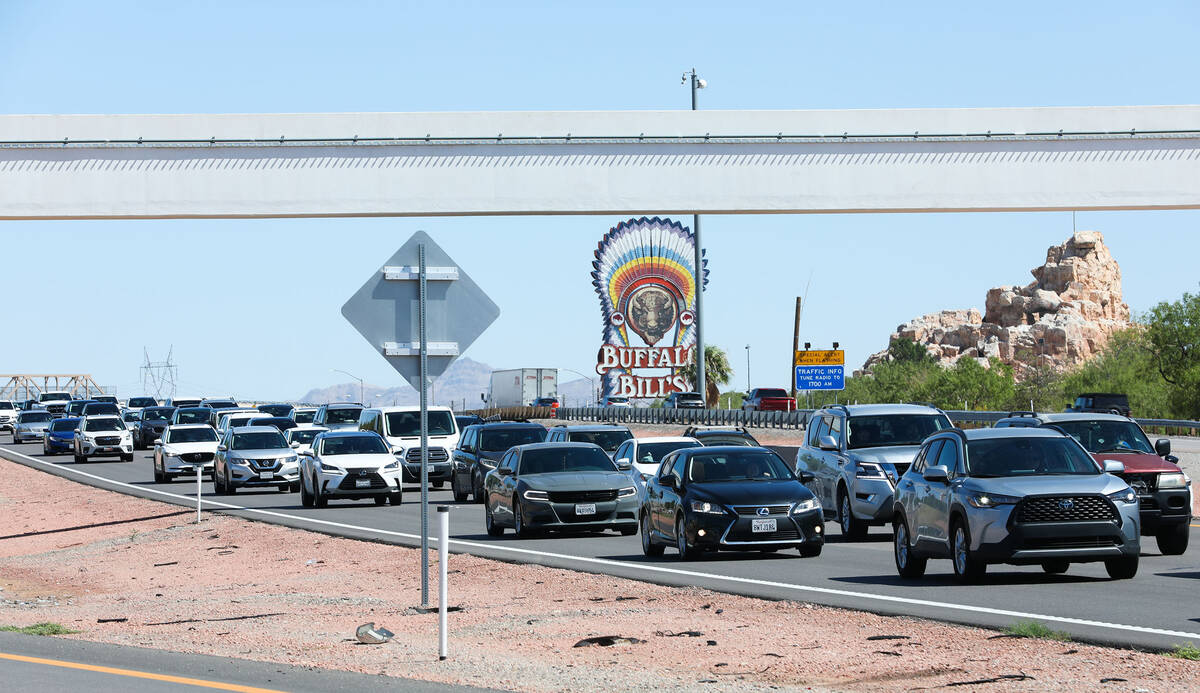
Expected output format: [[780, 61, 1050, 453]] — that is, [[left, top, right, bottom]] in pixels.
[[1, 392, 1191, 585]]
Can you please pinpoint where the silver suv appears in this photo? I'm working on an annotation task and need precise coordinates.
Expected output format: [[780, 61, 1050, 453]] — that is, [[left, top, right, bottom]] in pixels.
[[795, 404, 952, 540], [892, 427, 1140, 582]]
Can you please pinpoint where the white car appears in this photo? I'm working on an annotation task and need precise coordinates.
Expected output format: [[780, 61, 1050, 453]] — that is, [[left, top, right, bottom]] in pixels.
[[290, 407, 318, 425], [0, 400, 18, 431], [299, 430, 402, 507], [125, 396, 159, 414], [612, 435, 703, 498], [73, 415, 134, 462], [153, 424, 220, 482], [600, 396, 633, 408], [215, 411, 266, 438], [285, 425, 328, 457], [358, 405, 460, 487]]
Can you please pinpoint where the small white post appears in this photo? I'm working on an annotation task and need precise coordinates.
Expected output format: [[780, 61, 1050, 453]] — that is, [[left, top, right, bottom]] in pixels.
[[437, 504, 449, 661], [195, 464, 203, 523]]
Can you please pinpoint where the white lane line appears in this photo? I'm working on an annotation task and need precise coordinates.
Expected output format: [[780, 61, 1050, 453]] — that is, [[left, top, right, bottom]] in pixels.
[[5, 446, 1200, 642]]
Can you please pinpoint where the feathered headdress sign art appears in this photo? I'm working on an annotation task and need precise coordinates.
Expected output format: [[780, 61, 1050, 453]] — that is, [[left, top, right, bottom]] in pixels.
[[592, 217, 708, 398]]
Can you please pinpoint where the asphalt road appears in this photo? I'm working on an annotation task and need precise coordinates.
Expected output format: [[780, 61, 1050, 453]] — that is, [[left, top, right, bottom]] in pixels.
[[0, 631, 487, 692], [2, 439, 1198, 652]]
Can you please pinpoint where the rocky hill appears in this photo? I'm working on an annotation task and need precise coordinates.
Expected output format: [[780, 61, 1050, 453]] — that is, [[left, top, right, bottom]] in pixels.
[[863, 231, 1132, 376]]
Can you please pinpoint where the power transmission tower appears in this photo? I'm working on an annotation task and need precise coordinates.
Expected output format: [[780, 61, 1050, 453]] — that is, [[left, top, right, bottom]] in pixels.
[[141, 347, 178, 400]]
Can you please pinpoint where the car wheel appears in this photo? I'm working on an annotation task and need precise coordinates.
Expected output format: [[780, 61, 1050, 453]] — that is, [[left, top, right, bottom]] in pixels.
[[225, 468, 237, 495], [675, 515, 699, 560], [951, 520, 986, 582], [374, 495, 388, 506], [1155, 522, 1190, 555], [121, 453, 133, 462], [1104, 554, 1139, 580], [485, 502, 504, 537], [798, 542, 822, 558], [431, 481, 443, 489], [452, 476, 468, 502], [153, 461, 164, 484], [838, 488, 868, 541], [388, 492, 402, 505], [641, 513, 664, 556], [300, 475, 314, 508], [619, 525, 637, 536], [313, 478, 327, 508], [73, 452, 85, 464], [1041, 560, 1070, 574], [513, 500, 535, 538], [472, 473, 484, 504], [893, 518, 926, 578]]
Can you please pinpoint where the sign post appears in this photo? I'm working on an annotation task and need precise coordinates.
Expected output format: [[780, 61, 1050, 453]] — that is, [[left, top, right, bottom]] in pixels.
[[342, 231, 499, 610]]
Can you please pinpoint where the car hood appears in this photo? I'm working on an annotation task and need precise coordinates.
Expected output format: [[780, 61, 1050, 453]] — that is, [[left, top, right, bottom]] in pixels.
[[20, 422, 51, 430], [523, 471, 631, 491], [688, 480, 815, 506], [163, 442, 218, 456], [962, 474, 1126, 497], [1089, 451, 1181, 474], [229, 448, 293, 458], [48, 430, 76, 438], [323, 453, 395, 469], [849, 445, 920, 467]]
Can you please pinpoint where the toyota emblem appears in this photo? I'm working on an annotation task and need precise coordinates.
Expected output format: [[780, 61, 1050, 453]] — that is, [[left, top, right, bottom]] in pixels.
[[757, 507, 770, 517], [1057, 499, 1075, 511]]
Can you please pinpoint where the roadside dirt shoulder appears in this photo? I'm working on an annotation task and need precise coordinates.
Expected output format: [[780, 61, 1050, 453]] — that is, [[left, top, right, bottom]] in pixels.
[[0, 458, 1195, 692]]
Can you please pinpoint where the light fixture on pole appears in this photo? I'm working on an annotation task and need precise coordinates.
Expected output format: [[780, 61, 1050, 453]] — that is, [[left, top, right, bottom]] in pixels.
[[331, 368, 364, 404], [560, 367, 597, 407], [682, 68, 707, 404]]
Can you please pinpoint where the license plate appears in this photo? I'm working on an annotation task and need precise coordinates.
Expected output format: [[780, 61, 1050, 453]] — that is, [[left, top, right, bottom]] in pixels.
[[575, 503, 596, 516], [102, 447, 115, 452], [355, 479, 371, 488], [260, 471, 275, 480], [751, 519, 777, 533]]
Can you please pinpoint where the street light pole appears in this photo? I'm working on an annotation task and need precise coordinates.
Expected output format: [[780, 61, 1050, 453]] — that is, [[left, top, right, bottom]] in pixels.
[[683, 68, 707, 404], [560, 367, 597, 407], [331, 368, 364, 404], [745, 344, 751, 391]]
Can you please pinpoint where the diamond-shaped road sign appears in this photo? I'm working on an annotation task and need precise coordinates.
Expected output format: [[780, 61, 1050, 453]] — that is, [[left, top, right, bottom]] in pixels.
[[341, 231, 500, 390]]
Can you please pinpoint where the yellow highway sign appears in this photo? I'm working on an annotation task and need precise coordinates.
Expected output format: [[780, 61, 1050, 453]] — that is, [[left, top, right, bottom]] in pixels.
[[794, 349, 844, 366]]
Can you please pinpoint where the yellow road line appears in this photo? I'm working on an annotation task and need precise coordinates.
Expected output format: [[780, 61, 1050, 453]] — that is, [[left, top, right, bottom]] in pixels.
[[0, 651, 287, 692]]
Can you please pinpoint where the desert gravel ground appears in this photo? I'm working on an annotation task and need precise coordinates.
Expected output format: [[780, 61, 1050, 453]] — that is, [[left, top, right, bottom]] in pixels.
[[0, 457, 1196, 692]]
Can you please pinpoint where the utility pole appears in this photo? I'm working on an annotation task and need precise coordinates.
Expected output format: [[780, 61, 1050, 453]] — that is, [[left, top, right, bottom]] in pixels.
[[790, 297, 802, 399], [683, 68, 707, 402]]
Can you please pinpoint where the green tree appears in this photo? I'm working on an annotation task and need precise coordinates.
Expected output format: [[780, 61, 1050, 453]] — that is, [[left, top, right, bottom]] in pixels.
[[678, 345, 733, 408], [1061, 328, 1172, 418], [1144, 291, 1200, 418], [888, 337, 935, 364]]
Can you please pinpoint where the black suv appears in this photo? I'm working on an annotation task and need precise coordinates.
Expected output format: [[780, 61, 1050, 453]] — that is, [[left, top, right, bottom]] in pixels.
[[452, 421, 547, 502], [682, 426, 760, 446], [545, 424, 634, 459], [134, 406, 176, 448], [1066, 393, 1131, 417]]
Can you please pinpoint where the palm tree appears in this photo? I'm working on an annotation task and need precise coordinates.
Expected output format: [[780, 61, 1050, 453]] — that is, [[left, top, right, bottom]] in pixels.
[[677, 345, 733, 408]]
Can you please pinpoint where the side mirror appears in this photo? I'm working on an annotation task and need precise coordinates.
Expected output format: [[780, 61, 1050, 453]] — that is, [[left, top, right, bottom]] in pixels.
[[923, 465, 949, 483], [1155, 439, 1171, 457], [616, 457, 631, 467], [299, 449, 312, 457], [660, 475, 678, 489], [798, 471, 816, 484], [497, 467, 513, 476], [1102, 459, 1125, 474], [817, 434, 839, 451], [153, 438, 162, 445], [217, 445, 227, 452], [290, 441, 300, 449], [616, 460, 632, 471]]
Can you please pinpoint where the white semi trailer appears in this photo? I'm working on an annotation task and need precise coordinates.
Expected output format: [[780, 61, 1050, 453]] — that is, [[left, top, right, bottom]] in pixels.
[[486, 368, 558, 408]]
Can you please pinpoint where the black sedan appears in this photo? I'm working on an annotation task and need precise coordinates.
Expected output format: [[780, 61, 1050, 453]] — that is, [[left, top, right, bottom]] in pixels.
[[640, 446, 824, 559], [452, 421, 546, 503], [483, 442, 638, 538]]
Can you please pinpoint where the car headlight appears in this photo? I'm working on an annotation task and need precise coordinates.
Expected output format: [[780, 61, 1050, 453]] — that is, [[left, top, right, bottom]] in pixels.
[[1106, 487, 1137, 504], [383, 460, 400, 470], [791, 498, 820, 513], [283, 455, 298, 464], [1158, 472, 1189, 489], [523, 489, 549, 501], [617, 486, 637, 498], [479, 457, 499, 468], [966, 492, 1021, 508], [690, 500, 726, 514], [318, 460, 345, 474], [855, 463, 886, 479]]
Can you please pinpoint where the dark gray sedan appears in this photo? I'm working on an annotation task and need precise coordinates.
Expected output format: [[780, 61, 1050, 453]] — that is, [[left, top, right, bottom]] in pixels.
[[483, 442, 638, 538]]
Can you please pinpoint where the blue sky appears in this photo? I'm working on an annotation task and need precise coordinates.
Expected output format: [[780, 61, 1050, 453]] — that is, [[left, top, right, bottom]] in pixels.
[[2, 1, 1198, 400]]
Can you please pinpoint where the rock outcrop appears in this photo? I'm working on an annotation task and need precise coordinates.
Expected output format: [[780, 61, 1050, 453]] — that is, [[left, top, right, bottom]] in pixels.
[[863, 231, 1131, 376]]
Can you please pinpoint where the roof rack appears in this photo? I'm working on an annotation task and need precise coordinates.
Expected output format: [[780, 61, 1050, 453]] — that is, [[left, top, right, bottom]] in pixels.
[[1039, 424, 1072, 437], [1005, 411, 1038, 418], [819, 404, 849, 415], [683, 425, 750, 435]]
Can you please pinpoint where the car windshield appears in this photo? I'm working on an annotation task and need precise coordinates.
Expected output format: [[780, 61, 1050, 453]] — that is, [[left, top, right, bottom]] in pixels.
[[633, 441, 701, 465], [289, 429, 321, 445], [84, 418, 124, 432], [519, 447, 617, 474], [966, 437, 1100, 477], [677, 393, 703, 401], [231, 431, 288, 450], [1051, 420, 1154, 454], [385, 411, 454, 437], [175, 409, 209, 424], [324, 407, 363, 425], [293, 410, 315, 424], [479, 428, 546, 451], [697, 434, 756, 446], [568, 430, 633, 452], [85, 404, 120, 415], [757, 389, 788, 398], [50, 419, 77, 431], [847, 414, 952, 449], [167, 428, 218, 443], [258, 404, 292, 417], [20, 412, 52, 423], [321, 435, 388, 455], [40, 394, 69, 402], [0, 402, 14, 410], [123, 413, 140, 422], [686, 450, 794, 483], [142, 409, 172, 421], [205, 401, 237, 409], [129, 398, 156, 407]]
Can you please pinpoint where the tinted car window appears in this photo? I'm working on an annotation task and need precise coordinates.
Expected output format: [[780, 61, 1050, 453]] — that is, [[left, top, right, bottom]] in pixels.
[[567, 430, 633, 452], [324, 407, 363, 425], [847, 414, 952, 449], [809, 416, 830, 444], [142, 408, 172, 421], [321, 435, 388, 455], [966, 437, 1099, 477], [385, 411, 454, 437], [128, 397, 157, 408], [50, 419, 77, 432], [19, 412, 53, 423], [757, 388, 788, 398], [258, 404, 293, 417], [480, 428, 546, 451], [293, 410, 316, 424], [686, 450, 794, 483], [288, 429, 321, 445], [636, 441, 702, 464], [935, 439, 960, 474], [518, 447, 617, 474], [231, 431, 288, 450], [83, 418, 124, 431], [167, 428, 218, 443], [1051, 420, 1154, 455], [175, 409, 210, 424]]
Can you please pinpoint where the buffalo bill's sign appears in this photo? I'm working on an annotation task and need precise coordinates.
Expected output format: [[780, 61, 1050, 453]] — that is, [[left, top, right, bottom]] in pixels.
[[592, 217, 707, 399]]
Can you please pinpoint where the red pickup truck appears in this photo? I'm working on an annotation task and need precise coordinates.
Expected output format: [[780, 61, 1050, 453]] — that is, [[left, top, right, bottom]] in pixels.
[[742, 388, 795, 412]]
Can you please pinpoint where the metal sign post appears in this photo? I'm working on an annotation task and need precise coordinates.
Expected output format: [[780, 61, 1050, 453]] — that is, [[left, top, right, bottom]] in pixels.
[[418, 244, 430, 607]]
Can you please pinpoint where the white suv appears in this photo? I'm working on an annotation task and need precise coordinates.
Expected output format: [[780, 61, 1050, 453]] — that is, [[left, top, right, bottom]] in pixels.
[[0, 400, 17, 431], [358, 405, 459, 487], [74, 415, 134, 462]]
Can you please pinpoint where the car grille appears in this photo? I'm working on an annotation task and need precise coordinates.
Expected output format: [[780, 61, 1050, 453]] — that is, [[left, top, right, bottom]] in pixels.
[[1119, 473, 1157, 494], [181, 452, 213, 463], [45, 404, 66, 413], [733, 505, 790, 516], [549, 490, 618, 503], [248, 458, 281, 472], [405, 447, 449, 464], [96, 436, 121, 446], [1023, 536, 1120, 550], [1014, 496, 1117, 524], [338, 472, 388, 490], [726, 523, 801, 542]]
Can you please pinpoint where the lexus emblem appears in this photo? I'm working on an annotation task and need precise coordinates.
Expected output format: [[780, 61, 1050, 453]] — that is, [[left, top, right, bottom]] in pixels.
[[359, 469, 369, 477], [1057, 499, 1075, 511], [757, 507, 770, 517]]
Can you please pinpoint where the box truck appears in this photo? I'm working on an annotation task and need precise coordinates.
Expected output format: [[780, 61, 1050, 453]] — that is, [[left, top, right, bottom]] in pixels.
[[487, 368, 558, 408]]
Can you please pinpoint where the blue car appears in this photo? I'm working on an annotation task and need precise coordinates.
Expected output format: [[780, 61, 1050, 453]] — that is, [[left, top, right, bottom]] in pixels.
[[43, 417, 80, 456]]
